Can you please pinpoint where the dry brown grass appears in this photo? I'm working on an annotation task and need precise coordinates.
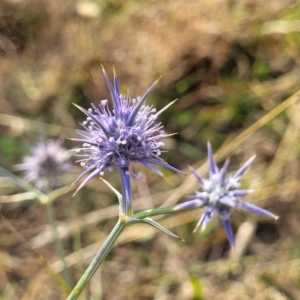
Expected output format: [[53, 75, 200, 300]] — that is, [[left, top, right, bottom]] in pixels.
[[1, 0, 300, 299]]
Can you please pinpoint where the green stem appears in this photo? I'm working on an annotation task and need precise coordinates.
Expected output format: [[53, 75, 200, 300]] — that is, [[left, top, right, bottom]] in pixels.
[[45, 202, 73, 287], [71, 196, 86, 299], [120, 167, 132, 215], [132, 205, 178, 219], [67, 219, 126, 300]]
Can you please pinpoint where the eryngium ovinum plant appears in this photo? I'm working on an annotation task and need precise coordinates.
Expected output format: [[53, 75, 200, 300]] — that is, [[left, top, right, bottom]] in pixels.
[[16, 139, 72, 192], [68, 68, 278, 300], [15, 138, 73, 286]]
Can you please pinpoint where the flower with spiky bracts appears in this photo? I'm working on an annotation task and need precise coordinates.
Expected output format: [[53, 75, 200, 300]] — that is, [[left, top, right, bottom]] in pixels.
[[16, 139, 72, 191], [72, 68, 183, 214], [174, 142, 278, 248]]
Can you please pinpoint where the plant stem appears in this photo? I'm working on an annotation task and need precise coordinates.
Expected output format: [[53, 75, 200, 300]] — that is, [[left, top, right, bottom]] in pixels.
[[67, 219, 126, 300], [120, 167, 132, 215], [71, 196, 87, 299], [132, 205, 178, 219], [45, 202, 73, 287]]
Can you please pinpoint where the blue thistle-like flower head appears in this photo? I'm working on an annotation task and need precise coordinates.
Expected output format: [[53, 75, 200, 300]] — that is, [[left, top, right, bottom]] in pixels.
[[175, 142, 278, 248], [16, 139, 72, 191], [72, 68, 183, 196]]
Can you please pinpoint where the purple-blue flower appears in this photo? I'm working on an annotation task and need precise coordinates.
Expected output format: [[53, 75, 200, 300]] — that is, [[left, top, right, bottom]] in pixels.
[[16, 139, 72, 191], [174, 142, 278, 248], [72, 68, 183, 213]]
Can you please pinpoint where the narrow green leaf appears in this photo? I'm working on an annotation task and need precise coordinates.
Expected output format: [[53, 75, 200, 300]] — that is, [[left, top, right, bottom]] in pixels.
[[0, 165, 46, 202], [99, 177, 122, 207], [132, 205, 178, 219], [48, 185, 72, 204], [128, 217, 183, 240]]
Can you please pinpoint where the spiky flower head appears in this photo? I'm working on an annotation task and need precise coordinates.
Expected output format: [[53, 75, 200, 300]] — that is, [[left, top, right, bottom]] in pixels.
[[174, 142, 278, 248], [72, 68, 182, 196], [16, 139, 72, 191]]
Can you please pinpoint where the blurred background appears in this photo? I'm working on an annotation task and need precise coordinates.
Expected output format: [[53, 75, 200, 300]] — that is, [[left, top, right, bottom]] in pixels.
[[1, 0, 300, 299]]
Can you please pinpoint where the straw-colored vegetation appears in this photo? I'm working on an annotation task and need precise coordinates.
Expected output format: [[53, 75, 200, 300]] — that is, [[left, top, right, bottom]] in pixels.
[[1, 0, 300, 299]]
